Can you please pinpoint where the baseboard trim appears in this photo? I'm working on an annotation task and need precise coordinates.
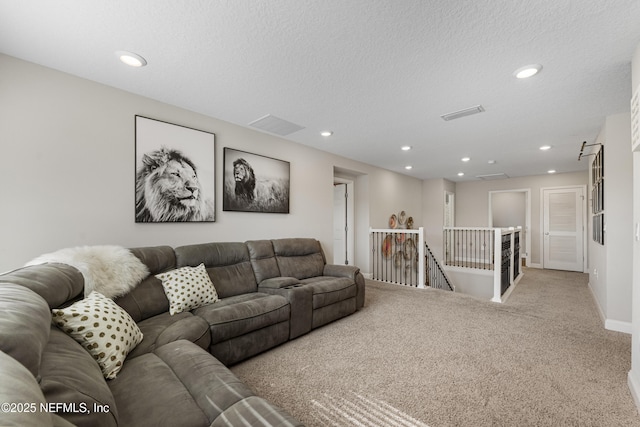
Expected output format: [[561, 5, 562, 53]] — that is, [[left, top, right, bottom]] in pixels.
[[587, 281, 607, 325], [587, 282, 632, 334], [629, 371, 640, 413], [606, 319, 633, 334]]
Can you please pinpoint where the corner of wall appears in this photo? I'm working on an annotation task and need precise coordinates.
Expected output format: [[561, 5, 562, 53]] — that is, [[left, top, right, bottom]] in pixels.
[[629, 371, 640, 411]]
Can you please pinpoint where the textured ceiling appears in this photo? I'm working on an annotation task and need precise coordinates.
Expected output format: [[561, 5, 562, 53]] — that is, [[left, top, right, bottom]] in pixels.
[[1, 0, 639, 181]]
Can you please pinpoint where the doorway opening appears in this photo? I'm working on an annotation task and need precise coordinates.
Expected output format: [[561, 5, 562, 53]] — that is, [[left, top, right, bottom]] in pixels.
[[444, 191, 455, 227], [489, 189, 531, 268], [333, 177, 354, 265]]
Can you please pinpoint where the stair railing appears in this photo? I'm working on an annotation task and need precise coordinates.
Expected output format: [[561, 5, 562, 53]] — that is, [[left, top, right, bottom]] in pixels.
[[424, 242, 454, 291], [369, 227, 453, 291], [370, 227, 425, 287]]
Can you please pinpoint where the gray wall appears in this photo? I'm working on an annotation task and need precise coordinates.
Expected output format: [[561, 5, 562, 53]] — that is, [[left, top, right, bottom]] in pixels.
[[0, 54, 424, 273], [491, 192, 526, 228]]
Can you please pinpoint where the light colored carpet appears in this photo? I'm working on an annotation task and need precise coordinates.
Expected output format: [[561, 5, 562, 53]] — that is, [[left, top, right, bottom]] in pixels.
[[231, 269, 640, 426]]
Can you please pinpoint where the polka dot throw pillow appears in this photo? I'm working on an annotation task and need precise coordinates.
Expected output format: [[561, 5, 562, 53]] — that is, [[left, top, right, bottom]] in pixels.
[[155, 263, 219, 315], [52, 291, 143, 379]]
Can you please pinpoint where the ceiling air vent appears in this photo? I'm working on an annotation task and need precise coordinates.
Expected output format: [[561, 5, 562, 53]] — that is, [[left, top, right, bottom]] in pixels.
[[441, 105, 485, 121], [248, 114, 305, 136], [475, 173, 509, 180]]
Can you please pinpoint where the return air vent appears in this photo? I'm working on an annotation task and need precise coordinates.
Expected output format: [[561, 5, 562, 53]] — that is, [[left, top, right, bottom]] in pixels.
[[441, 105, 485, 121], [475, 173, 509, 180], [248, 114, 305, 136]]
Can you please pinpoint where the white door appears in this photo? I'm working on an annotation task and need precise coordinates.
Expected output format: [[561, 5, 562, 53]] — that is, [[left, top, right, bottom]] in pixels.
[[543, 187, 584, 271]]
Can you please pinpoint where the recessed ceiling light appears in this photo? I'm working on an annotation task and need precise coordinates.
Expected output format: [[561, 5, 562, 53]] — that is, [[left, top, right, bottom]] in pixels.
[[514, 64, 542, 79], [461, 157, 471, 162], [488, 160, 496, 164], [548, 169, 556, 174], [116, 51, 147, 67], [539, 145, 552, 151], [405, 165, 413, 170], [401, 145, 412, 151], [320, 131, 333, 137], [457, 172, 464, 176]]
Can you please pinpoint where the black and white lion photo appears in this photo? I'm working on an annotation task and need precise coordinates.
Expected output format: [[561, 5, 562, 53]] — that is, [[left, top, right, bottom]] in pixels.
[[232, 158, 256, 203], [223, 148, 290, 213], [135, 116, 215, 223]]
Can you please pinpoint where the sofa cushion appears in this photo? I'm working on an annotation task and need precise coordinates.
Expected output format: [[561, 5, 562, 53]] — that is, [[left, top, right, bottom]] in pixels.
[[114, 245, 176, 322], [52, 291, 143, 379], [115, 275, 170, 322], [175, 242, 258, 298], [0, 283, 51, 379], [156, 263, 219, 315], [272, 238, 326, 279], [40, 327, 118, 427], [129, 245, 176, 275], [109, 340, 255, 427], [127, 312, 211, 358], [246, 239, 279, 283], [193, 293, 290, 344]]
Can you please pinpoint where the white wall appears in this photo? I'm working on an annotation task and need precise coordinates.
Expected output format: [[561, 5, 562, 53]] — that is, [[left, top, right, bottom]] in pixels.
[[588, 113, 633, 331], [422, 179, 445, 258], [454, 172, 588, 266], [0, 54, 423, 273], [628, 41, 640, 410], [607, 113, 633, 327]]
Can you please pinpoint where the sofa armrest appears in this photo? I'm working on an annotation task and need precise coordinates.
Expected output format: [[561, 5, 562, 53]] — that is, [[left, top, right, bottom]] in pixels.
[[259, 285, 313, 339], [258, 277, 299, 289], [155, 316, 211, 350], [128, 314, 211, 359], [0, 350, 59, 427], [323, 264, 360, 280]]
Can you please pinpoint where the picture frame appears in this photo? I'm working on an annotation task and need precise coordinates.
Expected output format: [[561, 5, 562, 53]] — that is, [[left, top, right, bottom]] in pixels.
[[591, 146, 604, 244], [135, 115, 216, 222], [223, 147, 290, 213]]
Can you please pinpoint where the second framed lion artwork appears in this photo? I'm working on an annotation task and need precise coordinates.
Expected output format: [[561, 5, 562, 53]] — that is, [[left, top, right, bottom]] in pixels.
[[222, 148, 290, 214]]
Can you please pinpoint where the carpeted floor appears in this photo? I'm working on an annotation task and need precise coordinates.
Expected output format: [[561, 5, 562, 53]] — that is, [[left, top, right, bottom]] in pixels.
[[231, 268, 640, 426]]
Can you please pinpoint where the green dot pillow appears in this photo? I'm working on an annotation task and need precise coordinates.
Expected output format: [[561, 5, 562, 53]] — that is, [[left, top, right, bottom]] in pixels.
[[155, 263, 219, 315], [52, 291, 143, 379]]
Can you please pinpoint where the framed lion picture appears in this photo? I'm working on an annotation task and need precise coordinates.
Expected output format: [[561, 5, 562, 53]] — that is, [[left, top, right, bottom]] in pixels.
[[135, 116, 216, 222], [223, 148, 290, 213]]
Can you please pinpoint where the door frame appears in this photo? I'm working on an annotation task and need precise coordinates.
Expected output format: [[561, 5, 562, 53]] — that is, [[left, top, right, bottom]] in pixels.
[[540, 185, 588, 273]]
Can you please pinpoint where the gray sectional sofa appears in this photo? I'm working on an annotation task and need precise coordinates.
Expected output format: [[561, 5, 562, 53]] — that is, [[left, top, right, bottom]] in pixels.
[[0, 238, 365, 427]]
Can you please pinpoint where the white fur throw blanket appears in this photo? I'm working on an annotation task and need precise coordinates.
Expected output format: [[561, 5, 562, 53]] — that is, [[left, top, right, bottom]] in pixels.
[[25, 245, 150, 298]]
